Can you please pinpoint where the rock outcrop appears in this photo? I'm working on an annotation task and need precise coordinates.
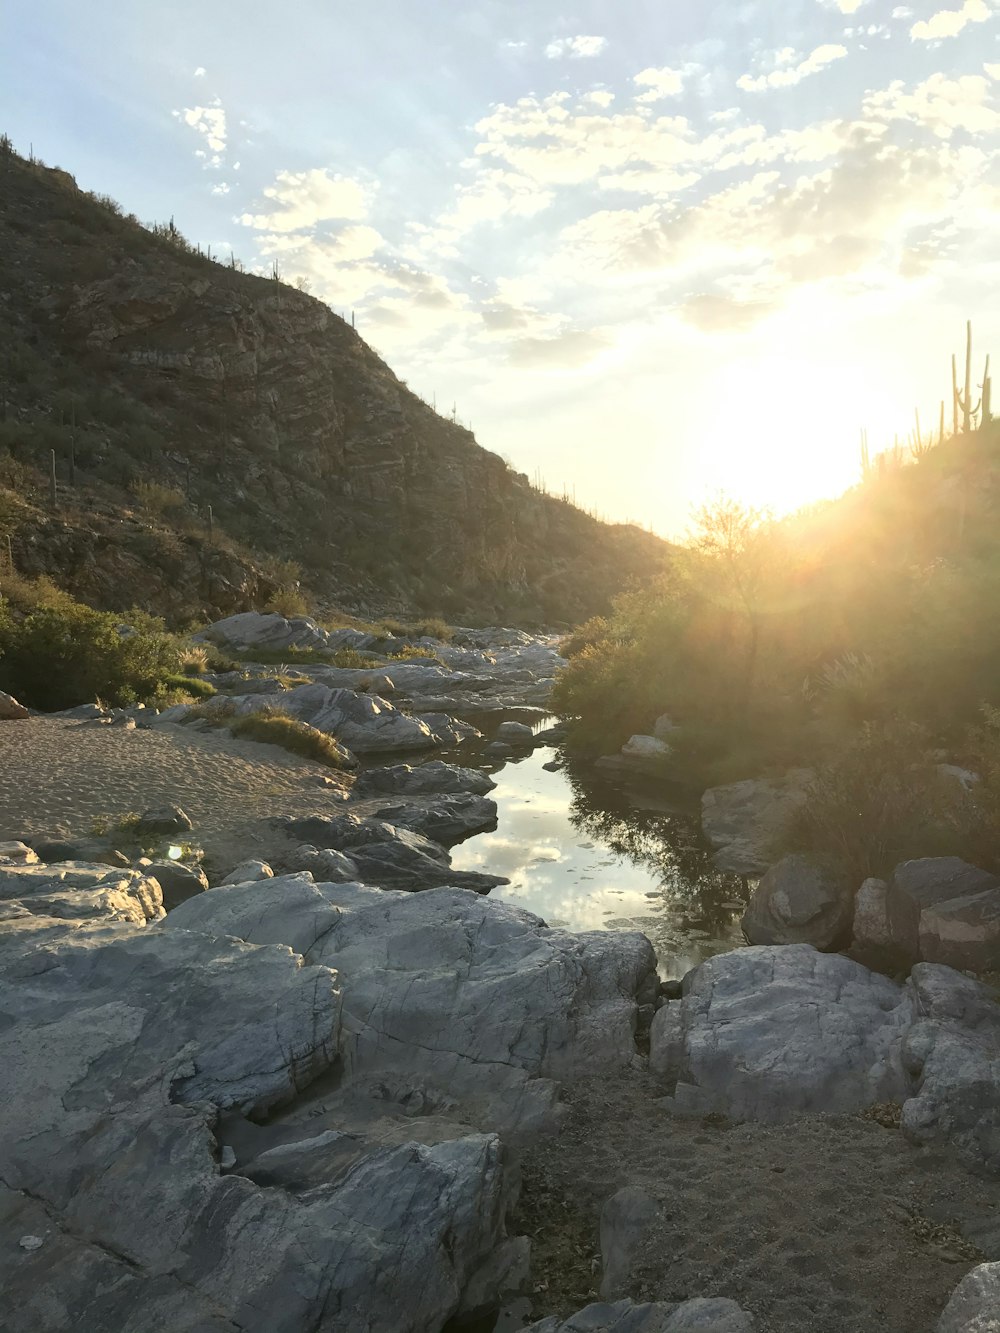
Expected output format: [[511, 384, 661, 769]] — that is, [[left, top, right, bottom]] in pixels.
[[887, 857, 1000, 973], [701, 770, 813, 875], [741, 854, 853, 951], [527, 1299, 756, 1332]]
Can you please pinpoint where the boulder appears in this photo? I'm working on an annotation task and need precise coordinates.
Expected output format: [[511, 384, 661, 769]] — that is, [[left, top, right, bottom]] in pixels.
[[649, 945, 912, 1121], [0, 861, 163, 925], [199, 610, 330, 653], [136, 804, 194, 837], [164, 878, 659, 1139], [354, 760, 496, 797], [148, 860, 210, 910], [372, 795, 498, 847], [0, 842, 38, 866], [937, 1262, 1000, 1332], [527, 1299, 755, 1332], [278, 845, 360, 883], [701, 770, 813, 875], [649, 945, 1000, 1173], [740, 854, 853, 951], [600, 1186, 659, 1300], [621, 735, 672, 769], [0, 905, 524, 1331], [851, 877, 895, 959], [653, 714, 678, 740], [887, 858, 1000, 972], [496, 721, 534, 744], [220, 859, 275, 885], [415, 712, 482, 746], [0, 691, 29, 721]]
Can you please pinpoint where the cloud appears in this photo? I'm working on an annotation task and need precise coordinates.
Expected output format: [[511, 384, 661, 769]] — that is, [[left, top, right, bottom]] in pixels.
[[634, 66, 686, 102], [239, 168, 370, 231], [865, 72, 1000, 135], [174, 100, 227, 166], [829, 0, 867, 10], [680, 293, 774, 331], [193, 66, 206, 77], [211, 182, 230, 195], [545, 35, 607, 59], [506, 329, 610, 368], [911, 0, 993, 40], [737, 44, 849, 92]]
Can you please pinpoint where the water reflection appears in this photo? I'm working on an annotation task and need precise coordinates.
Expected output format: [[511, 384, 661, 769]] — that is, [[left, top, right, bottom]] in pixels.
[[449, 739, 748, 980]]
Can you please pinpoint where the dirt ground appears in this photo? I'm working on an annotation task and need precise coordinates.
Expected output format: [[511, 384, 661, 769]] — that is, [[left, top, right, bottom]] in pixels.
[[0, 716, 356, 876], [515, 1070, 999, 1333]]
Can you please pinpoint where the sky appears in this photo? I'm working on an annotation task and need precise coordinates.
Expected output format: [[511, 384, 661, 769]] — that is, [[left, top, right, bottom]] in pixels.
[[4, 0, 1000, 535]]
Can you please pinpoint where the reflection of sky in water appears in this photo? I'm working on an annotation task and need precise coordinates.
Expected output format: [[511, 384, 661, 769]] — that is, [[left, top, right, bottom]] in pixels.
[[450, 737, 748, 980]]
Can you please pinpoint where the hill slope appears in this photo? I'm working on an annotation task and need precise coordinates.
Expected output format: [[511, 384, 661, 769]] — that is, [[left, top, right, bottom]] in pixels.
[[0, 141, 669, 624]]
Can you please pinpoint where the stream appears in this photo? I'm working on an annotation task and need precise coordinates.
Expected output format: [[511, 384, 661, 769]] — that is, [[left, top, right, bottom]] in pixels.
[[447, 719, 749, 980]]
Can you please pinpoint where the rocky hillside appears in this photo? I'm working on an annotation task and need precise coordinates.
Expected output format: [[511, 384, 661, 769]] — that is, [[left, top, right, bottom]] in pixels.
[[0, 141, 670, 624]]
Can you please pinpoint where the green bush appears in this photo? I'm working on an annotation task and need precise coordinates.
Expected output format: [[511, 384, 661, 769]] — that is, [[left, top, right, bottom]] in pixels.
[[331, 648, 383, 668], [162, 673, 216, 699], [228, 709, 352, 769], [386, 644, 444, 664], [0, 602, 181, 710], [381, 617, 452, 642]]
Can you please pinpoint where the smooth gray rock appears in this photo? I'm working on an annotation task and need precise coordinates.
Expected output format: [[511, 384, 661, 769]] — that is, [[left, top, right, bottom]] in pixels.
[[741, 854, 853, 951], [354, 759, 496, 797], [372, 794, 498, 847], [527, 1298, 755, 1332], [0, 861, 164, 924], [0, 908, 519, 1331], [0, 842, 38, 865], [199, 610, 330, 653], [600, 1186, 659, 1300], [165, 878, 658, 1138], [888, 858, 1000, 972], [620, 735, 673, 770], [852, 877, 894, 957], [220, 859, 274, 885], [496, 721, 534, 744], [937, 1262, 1000, 1332], [415, 712, 483, 746], [278, 845, 360, 883], [136, 804, 194, 836], [148, 860, 210, 911], [650, 945, 912, 1121], [701, 770, 813, 875]]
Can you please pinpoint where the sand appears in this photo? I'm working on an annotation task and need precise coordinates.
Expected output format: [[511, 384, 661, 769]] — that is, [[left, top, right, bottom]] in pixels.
[[0, 717, 354, 874], [518, 1071, 999, 1333]]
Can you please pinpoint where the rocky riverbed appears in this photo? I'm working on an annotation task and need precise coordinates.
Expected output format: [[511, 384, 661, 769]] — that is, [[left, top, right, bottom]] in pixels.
[[0, 614, 997, 1332]]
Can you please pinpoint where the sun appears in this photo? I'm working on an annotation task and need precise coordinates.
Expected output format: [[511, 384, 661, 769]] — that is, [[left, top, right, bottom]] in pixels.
[[691, 352, 904, 518]]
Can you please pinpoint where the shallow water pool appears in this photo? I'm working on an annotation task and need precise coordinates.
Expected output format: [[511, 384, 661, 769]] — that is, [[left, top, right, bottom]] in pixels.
[[449, 732, 749, 980]]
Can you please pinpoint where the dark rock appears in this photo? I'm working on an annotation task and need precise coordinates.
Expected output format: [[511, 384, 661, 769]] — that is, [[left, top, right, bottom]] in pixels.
[[148, 860, 209, 910], [741, 854, 853, 951], [354, 761, 496, 797], [888, 858, 1000, 972], [372, 795, 498, 848], [136, 805, 194, 837]]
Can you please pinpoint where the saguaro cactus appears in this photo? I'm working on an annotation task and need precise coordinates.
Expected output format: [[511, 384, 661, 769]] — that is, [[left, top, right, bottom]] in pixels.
[[952, 321, 991, 433], [49, 449, 57, 510]]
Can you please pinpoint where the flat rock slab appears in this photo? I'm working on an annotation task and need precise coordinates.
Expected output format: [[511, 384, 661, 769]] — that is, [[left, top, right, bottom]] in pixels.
[[0, 908, 520, 1332], [888, 857, 1000, 972], [527, 1298, 755, 1332], [354, 759, 497, 797], [165, 877, 659, 1138], [701, 770, 813, 876]]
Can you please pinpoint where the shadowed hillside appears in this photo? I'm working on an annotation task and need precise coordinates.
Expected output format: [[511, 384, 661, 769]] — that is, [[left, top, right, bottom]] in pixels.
[[0, 139, 669, 624]]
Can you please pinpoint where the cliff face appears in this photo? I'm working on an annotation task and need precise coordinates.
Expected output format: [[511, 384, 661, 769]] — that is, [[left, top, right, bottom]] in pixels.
[[0, 145, 669, 623]]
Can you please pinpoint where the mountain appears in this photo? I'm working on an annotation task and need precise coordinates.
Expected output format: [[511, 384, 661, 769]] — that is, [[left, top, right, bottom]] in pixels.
[[0, 139, 670, 625]]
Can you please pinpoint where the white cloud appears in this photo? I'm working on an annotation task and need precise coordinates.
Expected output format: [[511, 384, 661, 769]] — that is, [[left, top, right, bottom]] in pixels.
[[911, 0, 993, 40], [737, 44, 849, 92], [211, 182, 230, 195], [866, 71, 1000, 134], [586, 90, 616, 108], [239, 168, 370, 231], [634, 66, 686, 103], [545, 35, 607, 59], [174, 100, 227, 165], [833, 0, 867, 11], [193, 66, 206, 77]]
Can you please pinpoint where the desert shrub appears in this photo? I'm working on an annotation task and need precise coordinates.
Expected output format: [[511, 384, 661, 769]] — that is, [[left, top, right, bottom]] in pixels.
[[387, 644, 443, 664], [787, 721, 963, 882], [0, 602, 181, 710], [331, 648, 383, 668], [561, 616, 612, 658], [263, 588, 309, 617], [0, 571, 76, 615], [382, 616, 452, 642], [178, 644, 210, 675], [132, 481, 187, 518], [162, 673, 216, 699], [228, 709, 352, 769]]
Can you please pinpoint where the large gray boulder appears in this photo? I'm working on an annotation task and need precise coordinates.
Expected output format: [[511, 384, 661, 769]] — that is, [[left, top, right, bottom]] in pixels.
[[0, 909, 522, 1332], [372, 794, 498, 846], [165, 877, 658, 1138], [650, 944, 1000, 1173], [887, 858, 1000, 972], [148, 860, 209, 911], [199, 611, 330, 653], [852, 877, 895, 959], [741, 854, 853, 950], [937, 1263, 1000, 1332], [701, 770, 813, 875], [650, 945, 912, 1121], [528, 1298, 755, 1332], [354, 759, 497, 797]]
